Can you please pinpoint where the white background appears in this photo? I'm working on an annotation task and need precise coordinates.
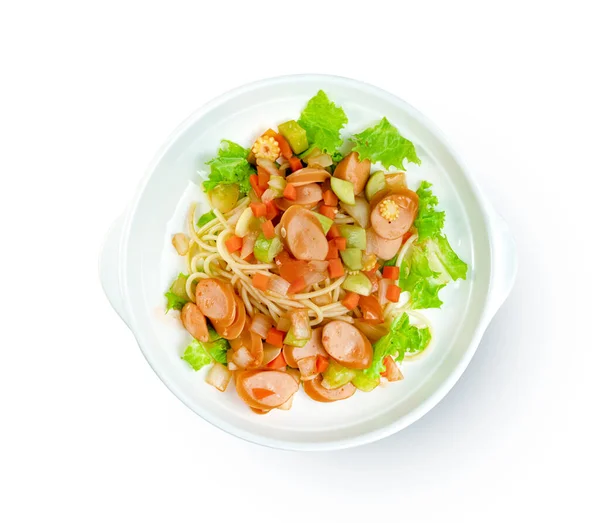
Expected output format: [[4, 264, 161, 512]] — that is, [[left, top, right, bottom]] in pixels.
[[1, 1, 599, 521]]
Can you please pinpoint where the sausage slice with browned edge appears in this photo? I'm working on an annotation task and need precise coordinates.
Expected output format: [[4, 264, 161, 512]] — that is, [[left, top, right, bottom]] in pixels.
[[370, 188, 419, 240], [235, 370, 299, 410], [181, 302, 209, 342], [195, 278, 236, 324], [283, 326, 328, 368], [304, 376, 356, 403], [333, 151, 371, 195], [321, 321, 373, 370], [280, 205, 328, 261], [366, 228, 403, 260]]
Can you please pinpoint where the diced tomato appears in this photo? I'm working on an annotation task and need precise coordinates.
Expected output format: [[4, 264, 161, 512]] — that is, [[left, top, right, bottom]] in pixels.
[[358, 295, 384, 324], [252, 273, 271, 291], [252, 388, 275, 400], [315, 354, 329, 374], [382, 266, 399, 280], [275, 251, 292, 266], [381, 356, 394, 378], [323, 189, 338, 207], [265, 328, 285, 348], [363, 270, 379, 293], [386, 284, 401, 303], [328, 258, 344, 278], [261, 220, 275, 239], [249, 175, 264, 198], [381, 355, 402, 381], [225, 235, 243, 253], [283, 183, 297, 201], [327, 224, 341, 239], [288, 156, 303, 172], [257, 167, 270, 190], [402, 230, 415, 243], [325, 240, 339, 260], [334, 237, 347, 250], [341, 292, 360, 310], [250, 202, 267, 217], [265, 200, 279, 221], [274, 134, 293, 160], [288, 277, 306, 295], [266, 351, 287, 369], [318, 205, 336, 220]]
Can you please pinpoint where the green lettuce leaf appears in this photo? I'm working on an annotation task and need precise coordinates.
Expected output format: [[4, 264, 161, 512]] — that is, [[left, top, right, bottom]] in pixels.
[[164, 291, 188, 312], [399, 243, 446, 309], [203, 140, 254, 195], [197, 210, 216, 228], [351, 117, 420, 170], [181, 337, 230, 370], [362, 313, 431, 380], [164, 273, 190, 312], [414, 181, 445, 240], [298, 90, 348, 155]]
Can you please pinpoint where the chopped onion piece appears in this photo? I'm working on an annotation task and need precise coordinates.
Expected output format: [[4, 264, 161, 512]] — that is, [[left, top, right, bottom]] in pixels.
[[234, 207, 255, 237], [303, 271, 327, 287], [340, 196, 370, 228], [306, 153, 333, 168], [261, 344, 282, 366], [312, 293, 332, 306], [268, 175, 286, 197], [288, 368, 301, 384], [290, 309, 311, 340], [232, 346, 253, 369], [298, 356, 318, 381], [308, 260, 329, 272], [206, 363, 232, 392], [261, 188, 278, 203], [256, 158, 280, 177], [240, 231, 258, 260], [268, 274, 291, 296], [276, 315, 292, 332], [250, 313, 272, 339]]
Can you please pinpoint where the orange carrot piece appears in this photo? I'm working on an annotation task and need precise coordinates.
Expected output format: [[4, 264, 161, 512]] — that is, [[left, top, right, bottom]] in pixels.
[[382, 266, 399, 279], [225, 235, 243, 253], [386, 284, 401, 303], [275, 134, 293, 160], [289, 156, 303, 172], [266, 352, 287, 369], [319, 205, 336, 220], [341, 292, 360, 310], [334, 237, 347, 250], [265, 328, 285, 348], [252, 388, 275, 400], [252, 273, 271, 292], [261, 220, 276, 239], [325, 240, 339, 260], [323, 189, 338, 207], [249, 175, 264, 198], [315, 354, 329, 373], [257, 167, 270, 190], [327, 224, 341, 239], [265, 200, 279, 221], [283, 183, 297, 201], [288, 277, 306, 295], [250, 202, 267, 217], [328, 258, 344, 278]]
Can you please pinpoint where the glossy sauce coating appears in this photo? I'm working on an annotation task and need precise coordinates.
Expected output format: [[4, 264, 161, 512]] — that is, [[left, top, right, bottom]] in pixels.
[[321, 321, 373, 370]]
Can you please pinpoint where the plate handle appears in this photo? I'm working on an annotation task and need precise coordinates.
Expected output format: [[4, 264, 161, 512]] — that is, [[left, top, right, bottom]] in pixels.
[[485, 206, 518, 321], [98, 214, 129, 327]]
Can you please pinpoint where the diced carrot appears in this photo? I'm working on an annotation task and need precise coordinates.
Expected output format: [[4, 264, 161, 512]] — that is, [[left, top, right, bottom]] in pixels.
[[274, 134, 293, 160], [283, 183, 297, 201], [288, 277, 306, 295], [381, 356, 395, 378], [262, 220, 275, 239], [319, 205, 336, 220], [257, 167, 270, 190], [382, 266, 399, 279], [334, 237, 347, 250], [265, 200, 279, 220], [323, 189, 338, 207], [266, 352, 287, 369], [328, 258, 344, 278], [386, 284, 401, 303], [265, 328, 285, 348], [225, 235, 243, 253], [289, 156, 303, 172], [327, 225, 341, 239], [341, 292, 360, 310], [252, 388, 275, 400], [252, 273, 271, 292], [315, 355, 329, 373], [325, 240, 339, 260], [249, 174, 264, 198], [250, 202, 267, 217]]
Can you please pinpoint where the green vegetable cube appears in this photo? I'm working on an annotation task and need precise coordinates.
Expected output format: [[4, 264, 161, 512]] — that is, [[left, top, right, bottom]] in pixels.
[[278, 120, 309, 154]]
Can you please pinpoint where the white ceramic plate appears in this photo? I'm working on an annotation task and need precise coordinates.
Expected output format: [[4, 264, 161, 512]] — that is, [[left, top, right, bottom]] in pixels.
[[99, 75, 517, 451]]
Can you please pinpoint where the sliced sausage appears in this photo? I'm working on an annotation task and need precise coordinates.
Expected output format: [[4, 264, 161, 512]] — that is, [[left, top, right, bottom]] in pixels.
[[283, 326, 328, 368], [280, 205, 328, 261], [180, 302, 209, 342], [236, 370, 299, 410], [230, 318, 263, 369], [195, 278, 236, 323], [274, 183, 323, 211], [370, 188, 419, 240], [333, 151, 371, 195], [366, 228, 403, 260], [321, 321, 373, 370], [303, 376, 356, 403], [285, 168, 330, 186], [212, 296, 246, 340]]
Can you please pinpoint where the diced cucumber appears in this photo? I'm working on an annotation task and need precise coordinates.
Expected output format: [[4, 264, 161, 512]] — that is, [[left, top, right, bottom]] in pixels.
[[311, 211, 333, 234], [338, 225, 367, 250], [278, 120, 309, 154], [253, 232, 283, 263], [341, 272, 372, 296], [209, 183, 239, 213], [340, 248, 363, 270], [352, 371, 381, 392], [170, 273, 189, 301], [365, 170, 386, 201], [331, 177, 355, 205], [283, 329, 309, 348], [322, 361, 356, 389]]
